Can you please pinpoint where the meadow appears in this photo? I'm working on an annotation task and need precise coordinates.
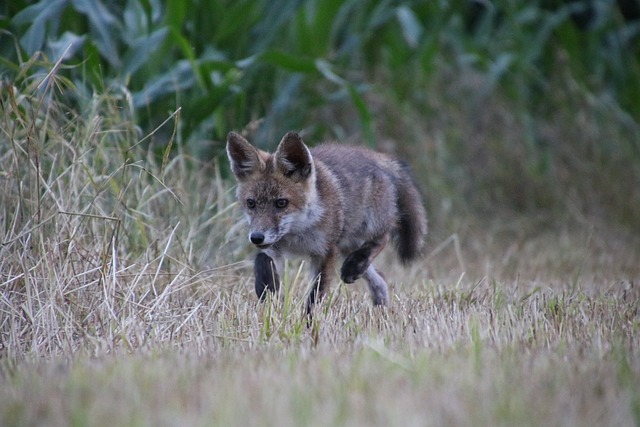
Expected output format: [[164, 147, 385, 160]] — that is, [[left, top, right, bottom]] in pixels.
[[2, 1, 640, 426], [1, 69, 639, 427]]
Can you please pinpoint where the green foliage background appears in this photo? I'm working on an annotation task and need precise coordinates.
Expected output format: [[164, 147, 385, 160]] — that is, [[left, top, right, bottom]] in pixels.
[[2, 0, 640, 225]]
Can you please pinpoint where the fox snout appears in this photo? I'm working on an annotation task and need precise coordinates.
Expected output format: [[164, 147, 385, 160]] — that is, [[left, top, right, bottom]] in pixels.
[[248, 229, 278, 249], [249, 232, 265, 245]]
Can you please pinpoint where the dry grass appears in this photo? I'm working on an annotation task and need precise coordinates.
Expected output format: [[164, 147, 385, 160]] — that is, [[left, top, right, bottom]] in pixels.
[[1, 77, 639, 427]]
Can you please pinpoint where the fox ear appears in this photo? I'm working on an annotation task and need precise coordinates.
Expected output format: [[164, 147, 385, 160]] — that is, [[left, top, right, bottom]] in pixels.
[[226, 132, 265, 180], [275, 132, 313, 182]]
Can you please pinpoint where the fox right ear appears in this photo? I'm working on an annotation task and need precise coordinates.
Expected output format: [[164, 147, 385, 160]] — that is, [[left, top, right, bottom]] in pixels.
[[226, 132, 264, 180]]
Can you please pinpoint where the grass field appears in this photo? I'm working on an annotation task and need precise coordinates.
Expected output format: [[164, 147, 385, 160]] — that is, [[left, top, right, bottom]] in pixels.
[[1, 71, 640, 427]]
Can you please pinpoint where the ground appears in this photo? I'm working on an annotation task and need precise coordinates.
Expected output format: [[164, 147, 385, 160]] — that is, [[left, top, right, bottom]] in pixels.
[[1, 213, 638, 427]]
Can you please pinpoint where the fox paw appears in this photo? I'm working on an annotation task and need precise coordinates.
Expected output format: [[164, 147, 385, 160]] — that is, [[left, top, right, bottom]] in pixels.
[[340, 251, 370, 284]]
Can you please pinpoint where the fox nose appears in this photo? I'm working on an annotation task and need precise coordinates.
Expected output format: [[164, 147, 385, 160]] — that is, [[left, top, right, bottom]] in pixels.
[[250, 232, 265, 245]]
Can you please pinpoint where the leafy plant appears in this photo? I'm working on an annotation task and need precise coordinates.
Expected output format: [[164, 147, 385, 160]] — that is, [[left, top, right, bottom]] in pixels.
[[3, 0, 406, 150], [2, 0, 640, 222]]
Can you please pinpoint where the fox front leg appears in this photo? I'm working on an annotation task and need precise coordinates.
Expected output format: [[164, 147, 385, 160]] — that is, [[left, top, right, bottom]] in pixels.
[[341, 234, 390, 284], [306, 250, 337, 316], [254, 252, 280, 300]]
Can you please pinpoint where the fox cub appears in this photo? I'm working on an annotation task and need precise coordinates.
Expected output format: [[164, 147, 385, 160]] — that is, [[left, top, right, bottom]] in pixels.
[[227, 131, 427, 314]]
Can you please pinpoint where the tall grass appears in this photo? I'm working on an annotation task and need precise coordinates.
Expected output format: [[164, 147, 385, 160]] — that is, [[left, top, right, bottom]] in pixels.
[[0, 59, 249, 357]]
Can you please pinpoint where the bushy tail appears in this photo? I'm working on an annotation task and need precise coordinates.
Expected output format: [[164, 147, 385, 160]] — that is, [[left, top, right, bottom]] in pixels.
[[395, 163, 428, 264]]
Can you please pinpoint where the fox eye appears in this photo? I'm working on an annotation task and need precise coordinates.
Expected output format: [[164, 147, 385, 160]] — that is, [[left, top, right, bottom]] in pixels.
[[246, 199, 256, 209], [275, 198, 289, 209]]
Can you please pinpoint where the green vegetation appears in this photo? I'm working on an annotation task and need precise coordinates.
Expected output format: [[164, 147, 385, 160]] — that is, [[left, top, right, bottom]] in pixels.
[[1, 1, 640, 426], [3, 0, 640, 221]]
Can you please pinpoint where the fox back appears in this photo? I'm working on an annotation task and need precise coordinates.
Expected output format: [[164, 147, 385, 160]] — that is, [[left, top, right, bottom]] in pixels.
[[309, 143, 427, 263]]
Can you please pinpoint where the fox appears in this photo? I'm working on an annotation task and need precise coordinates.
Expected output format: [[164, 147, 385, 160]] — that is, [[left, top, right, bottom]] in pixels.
[[226, 131, 427, 316]]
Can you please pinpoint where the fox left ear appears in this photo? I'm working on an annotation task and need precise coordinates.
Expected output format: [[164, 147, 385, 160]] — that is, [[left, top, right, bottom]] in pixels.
[[275, 132, 313, 182]]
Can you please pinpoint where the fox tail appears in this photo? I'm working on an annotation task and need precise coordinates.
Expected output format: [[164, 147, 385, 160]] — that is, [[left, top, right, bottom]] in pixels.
[[395, 163, 428, 264]]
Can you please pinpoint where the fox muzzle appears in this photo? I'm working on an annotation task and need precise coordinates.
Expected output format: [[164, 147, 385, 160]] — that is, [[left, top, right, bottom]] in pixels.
[[249, 232, 265, 245]]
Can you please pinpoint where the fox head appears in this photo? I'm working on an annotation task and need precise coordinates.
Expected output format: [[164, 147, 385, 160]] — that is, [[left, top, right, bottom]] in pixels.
[[226, 131, 320, 249]]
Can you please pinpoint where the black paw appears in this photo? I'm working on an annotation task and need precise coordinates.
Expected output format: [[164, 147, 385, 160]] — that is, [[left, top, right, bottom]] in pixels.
[[340, 249, 371, 284], [254, 253, 279, 300]]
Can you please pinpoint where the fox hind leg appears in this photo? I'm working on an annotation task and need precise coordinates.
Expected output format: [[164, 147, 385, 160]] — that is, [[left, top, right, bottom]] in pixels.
[[363, 265, 389, 306], [340, 234, 389, 284], [254, 252, 280, 300]]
